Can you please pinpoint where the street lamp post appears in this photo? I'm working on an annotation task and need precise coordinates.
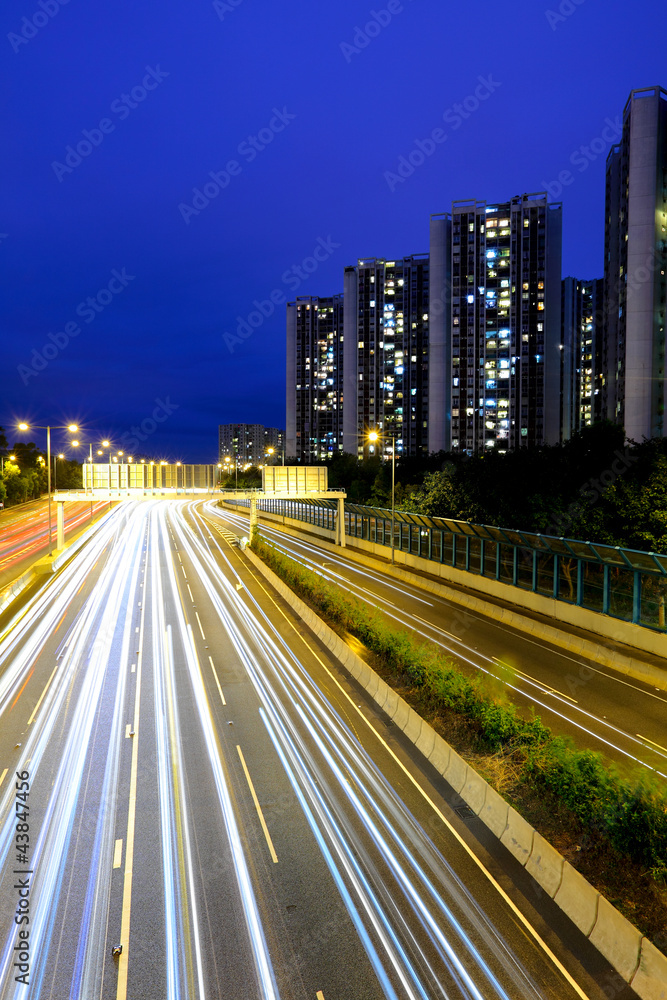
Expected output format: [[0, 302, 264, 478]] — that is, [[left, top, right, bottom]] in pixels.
[[18, 422, 77, 556], [368, 428, 396, 565]]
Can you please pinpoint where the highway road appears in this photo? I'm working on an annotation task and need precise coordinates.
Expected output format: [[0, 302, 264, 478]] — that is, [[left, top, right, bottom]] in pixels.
[[0, 498, 110, 590], [213, 502, 667, 783], [0, 500, 633, 999]]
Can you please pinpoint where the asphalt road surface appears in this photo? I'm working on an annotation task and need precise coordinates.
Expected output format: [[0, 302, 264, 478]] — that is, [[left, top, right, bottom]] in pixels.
[[214, 502, 667, 784], [0, 500, 638, 999]]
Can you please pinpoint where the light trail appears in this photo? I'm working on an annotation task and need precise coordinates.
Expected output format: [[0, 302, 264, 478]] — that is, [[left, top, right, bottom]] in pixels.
[[0, 499, 598, 999], [171, 502, 568, 999], [211, 504, 667, 779]]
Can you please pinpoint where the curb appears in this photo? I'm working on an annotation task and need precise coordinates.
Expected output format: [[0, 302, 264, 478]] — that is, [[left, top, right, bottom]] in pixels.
[[224, 502, 667, 694], [243, 543, 667, 1000]]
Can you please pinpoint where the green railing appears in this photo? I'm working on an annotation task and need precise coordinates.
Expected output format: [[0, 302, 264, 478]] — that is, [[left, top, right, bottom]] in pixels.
[[230, 497, 667, 633]]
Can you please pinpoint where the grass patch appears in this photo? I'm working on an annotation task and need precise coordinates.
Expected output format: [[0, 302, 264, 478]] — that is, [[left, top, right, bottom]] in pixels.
[[252, 533, 667, 947]]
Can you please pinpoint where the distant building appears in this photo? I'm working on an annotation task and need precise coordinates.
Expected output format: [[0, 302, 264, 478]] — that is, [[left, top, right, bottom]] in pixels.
[[342, 254, 431, 459], [561, 277, 604, 439], [602, 85, 667, 440], [446, 193, 562, 453], [286, 295, 344, 461], [218, 424, 284, 465]]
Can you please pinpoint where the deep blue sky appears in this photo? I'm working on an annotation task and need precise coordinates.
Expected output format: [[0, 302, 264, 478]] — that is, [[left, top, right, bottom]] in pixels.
[[1, 0, 664, 461]]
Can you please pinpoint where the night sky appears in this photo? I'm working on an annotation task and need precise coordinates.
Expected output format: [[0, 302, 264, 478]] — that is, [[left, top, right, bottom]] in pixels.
[[2, 0, 664, 461]]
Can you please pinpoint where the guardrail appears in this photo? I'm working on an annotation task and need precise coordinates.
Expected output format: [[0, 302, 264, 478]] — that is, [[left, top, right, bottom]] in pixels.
[[224, 497, 667, 633]]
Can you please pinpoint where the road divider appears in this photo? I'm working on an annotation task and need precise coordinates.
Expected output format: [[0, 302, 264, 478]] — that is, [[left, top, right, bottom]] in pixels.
[[242, 539, 667, 1000]]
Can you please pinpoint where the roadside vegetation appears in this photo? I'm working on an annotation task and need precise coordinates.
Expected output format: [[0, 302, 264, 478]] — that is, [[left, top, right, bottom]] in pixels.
[[298, 423, 667, 553], [252, 532, 667, 948], [0, 427, 82, 507]]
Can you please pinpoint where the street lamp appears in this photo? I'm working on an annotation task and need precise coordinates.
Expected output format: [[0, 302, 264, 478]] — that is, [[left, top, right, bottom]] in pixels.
[[369, 428, 396, 565], [17, 422, 77, 556]]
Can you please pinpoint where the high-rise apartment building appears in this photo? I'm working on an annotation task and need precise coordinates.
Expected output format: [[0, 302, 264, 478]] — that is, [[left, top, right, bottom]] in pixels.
[[427, 214, 452, 454], [286, 295, 344, 461], [446, 193, 562, 453], [561, 277, 604, 439], [218, 424, 284, 465], [342, 255, 430, 458], [603, 85, 667, 441]]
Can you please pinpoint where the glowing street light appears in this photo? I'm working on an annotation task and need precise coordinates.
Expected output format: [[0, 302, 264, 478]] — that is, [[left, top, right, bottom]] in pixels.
[[368, 428, 396, 565], [17, 422, 78, 556]]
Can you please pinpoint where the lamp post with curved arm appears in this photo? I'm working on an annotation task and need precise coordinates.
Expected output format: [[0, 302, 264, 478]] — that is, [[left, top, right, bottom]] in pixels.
[[17, 422, 78, 556], [368, 428, 396, 564]]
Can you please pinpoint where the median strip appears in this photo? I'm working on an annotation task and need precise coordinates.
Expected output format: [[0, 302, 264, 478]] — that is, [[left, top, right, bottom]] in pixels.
[[246, 533, 667, 999]]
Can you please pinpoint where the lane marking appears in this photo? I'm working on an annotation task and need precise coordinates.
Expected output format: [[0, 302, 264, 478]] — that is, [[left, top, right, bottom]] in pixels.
[[236, 554, 592, 1000], [9, 669, 34, 713], [0, 769, 7, 788], [316, 993, 325, 1000], [209, 656, 226, 705], [125, 724, 132, 739], [187, 584, 195, 603], [195, 611, 206, 640], [113, 839, 123, 869], [237, 745, 278, 864], [27, 661, 60, 725], [131, 663, 136, 673], [637, 734, 667, 756], [116, 593, 145, 1000]]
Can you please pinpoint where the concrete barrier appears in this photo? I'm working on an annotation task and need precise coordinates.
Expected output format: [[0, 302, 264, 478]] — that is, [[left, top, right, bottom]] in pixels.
[[402, 708, 423, 745], [554, 863, 600, 936], [443, 749, 467, 794], [477, 785, 509, 839], [525, 832, 564, 898], [415, 724, 436, 760], [500, 806, 535, 866], [589, 896, 642, 982], [427, 734, 451, 776], [460, 765, 488, 815], [242, 544, 667, 1000], [631, 939, 667, 1000]]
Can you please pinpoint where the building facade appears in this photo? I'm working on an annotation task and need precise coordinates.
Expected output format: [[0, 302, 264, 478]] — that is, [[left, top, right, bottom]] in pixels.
[[286, 295, 344, 461], [218, 424, 284, 465], [603, 85, 667, 441], [342, 255, 431, 459], [447, 193, 562, 453], [561, 277, 604, 439]]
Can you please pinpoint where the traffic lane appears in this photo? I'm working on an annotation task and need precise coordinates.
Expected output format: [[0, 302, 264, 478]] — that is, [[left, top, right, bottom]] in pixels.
[[215, 506, 667, 780], [0, 500, 110, 590], [0, 506, 143, 999], [191, 505, 609, 1000], [170, 504, 385, 999]]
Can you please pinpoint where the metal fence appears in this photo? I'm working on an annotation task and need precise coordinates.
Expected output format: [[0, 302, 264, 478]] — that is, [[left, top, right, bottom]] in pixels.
[[229, 497, 667, 633]]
